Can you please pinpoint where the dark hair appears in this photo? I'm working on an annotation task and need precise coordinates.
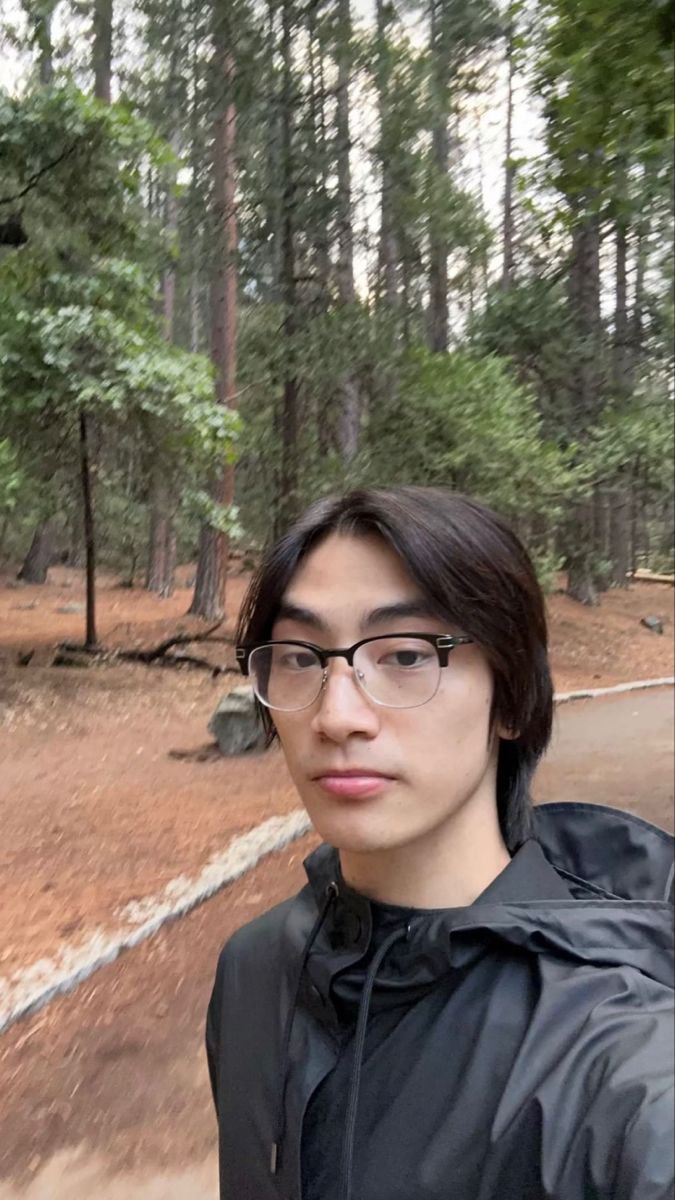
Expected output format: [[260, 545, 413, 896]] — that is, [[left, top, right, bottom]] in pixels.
[[235, 486, 553, 852]]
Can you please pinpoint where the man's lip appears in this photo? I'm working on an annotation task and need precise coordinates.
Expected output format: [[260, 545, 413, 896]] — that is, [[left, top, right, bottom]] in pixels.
[[312, 769, 395, 779]]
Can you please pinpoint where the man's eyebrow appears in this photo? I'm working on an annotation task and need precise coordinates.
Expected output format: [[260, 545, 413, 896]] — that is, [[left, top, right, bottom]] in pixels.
[[274, 598, 439, 635], [362, 600, 441, 630], [274, 601, 330, 632]]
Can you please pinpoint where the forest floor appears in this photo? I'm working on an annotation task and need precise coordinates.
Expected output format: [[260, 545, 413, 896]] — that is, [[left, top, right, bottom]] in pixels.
[[0, 564, 673, 982], [0, 563, 673, 1198]]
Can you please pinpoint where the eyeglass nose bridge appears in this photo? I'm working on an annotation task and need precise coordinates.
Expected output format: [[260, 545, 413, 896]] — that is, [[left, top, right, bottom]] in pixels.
[[315, 653, 369, 704]]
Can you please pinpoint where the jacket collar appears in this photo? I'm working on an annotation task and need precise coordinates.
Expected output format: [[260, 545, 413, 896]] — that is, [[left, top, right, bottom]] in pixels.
[[303, 828, 572, 925]]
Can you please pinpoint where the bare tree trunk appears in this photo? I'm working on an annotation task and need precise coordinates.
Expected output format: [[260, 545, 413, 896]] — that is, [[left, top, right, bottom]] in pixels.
[[34, 0, 56, 84], [79, 412, 98, 646], [335, 0, 361, 464], [336, 0, 355, 310], [273, 0, 300, 539], [147, 137, 179, 597], [427, 0, 450, 352], [17, 521, 58, 583], [375, 0, 400, 311], [67, 0, 113, 646], [307, 8, 330, 304], [93, 0, 113, 103], [609, 210, 631, 587], [189, 24, 238, 620], [501, 17, 515, 290], [565, 210, 602, 605]]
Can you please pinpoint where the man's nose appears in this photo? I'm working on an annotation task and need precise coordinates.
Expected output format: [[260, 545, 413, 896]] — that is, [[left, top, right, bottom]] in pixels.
[[309, 659, 380, 739]]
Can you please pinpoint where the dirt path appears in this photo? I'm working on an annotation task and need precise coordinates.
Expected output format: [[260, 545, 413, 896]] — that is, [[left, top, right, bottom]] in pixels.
[[0, 690, 672, 1200], [534, 687, 674, 830]]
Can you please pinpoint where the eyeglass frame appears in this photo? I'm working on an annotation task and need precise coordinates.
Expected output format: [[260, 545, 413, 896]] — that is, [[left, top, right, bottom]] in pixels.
[[235, 632, 475, 710]]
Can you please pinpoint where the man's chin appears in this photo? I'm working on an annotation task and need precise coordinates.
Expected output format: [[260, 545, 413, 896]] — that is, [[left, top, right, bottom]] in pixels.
[[301, 795, 408, 856]]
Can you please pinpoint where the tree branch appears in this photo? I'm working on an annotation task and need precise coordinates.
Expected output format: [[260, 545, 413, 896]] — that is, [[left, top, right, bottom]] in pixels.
[[0, 145, 78, 207]]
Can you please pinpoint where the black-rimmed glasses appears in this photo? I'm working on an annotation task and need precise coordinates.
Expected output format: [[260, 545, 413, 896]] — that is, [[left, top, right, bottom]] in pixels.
[[235, 633, 474, 712]]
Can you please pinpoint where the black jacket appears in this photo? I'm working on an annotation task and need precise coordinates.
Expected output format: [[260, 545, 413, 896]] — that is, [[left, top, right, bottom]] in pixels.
[[206, 802, 674, 1200]]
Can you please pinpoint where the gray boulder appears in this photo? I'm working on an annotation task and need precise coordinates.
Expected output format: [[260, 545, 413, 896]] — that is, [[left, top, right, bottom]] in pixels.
[[208, 686, 268, 756], [641, 616, 664, 635]]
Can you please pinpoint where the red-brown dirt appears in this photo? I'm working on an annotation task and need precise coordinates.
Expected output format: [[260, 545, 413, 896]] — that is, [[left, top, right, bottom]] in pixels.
[[0, 567, 672, 981]]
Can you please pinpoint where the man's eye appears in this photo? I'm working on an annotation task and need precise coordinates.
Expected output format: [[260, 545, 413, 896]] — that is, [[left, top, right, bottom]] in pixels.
[[380, 649, 432, 668], [279, 652, 316, 670]]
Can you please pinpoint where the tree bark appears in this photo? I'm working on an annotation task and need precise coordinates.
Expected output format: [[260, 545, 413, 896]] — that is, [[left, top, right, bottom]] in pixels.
[[147, 139, 179, 597], [17, 520, 58, 584], [375, 0, 400, 311], [273, 0, 300, 539], [565, 208, 603, 605], [501, 17, 516, 290], [93, 0, 113, 103], [336, 0, 355, 310], [427, 0, 450, 352], [189, 21, 238, 620], [335, 0, 361, 464], [79, 411, 98, 647], [34, 0, 56, 84], [609, 210, 631, 587]]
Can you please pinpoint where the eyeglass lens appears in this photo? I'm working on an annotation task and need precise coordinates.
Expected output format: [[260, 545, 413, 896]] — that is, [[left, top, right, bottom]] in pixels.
[[248, 638, 442, 711]]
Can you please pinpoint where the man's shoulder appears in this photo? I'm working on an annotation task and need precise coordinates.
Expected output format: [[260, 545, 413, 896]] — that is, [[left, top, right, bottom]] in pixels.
[[215, 884, 314, 977]]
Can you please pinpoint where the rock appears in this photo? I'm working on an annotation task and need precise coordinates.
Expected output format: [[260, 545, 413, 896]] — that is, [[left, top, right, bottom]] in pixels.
[[56, 603, 84, 614], [208, 686, 267, 756], [641, 616, 664, 635]]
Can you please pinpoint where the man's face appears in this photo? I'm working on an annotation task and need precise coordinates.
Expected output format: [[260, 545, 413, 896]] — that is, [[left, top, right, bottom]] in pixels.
[[270, 532, 500, 856]]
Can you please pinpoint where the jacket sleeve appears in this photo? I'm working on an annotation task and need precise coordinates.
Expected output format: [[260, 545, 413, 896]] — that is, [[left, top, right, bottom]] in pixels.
[[611, 1079, 674, 1200], [585, 981, 674, 1200], [205, 947, 226, 1117]]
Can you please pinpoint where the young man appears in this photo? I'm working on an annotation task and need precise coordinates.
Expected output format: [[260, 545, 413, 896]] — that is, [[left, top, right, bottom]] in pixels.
[[206, 485, 674, 1200]]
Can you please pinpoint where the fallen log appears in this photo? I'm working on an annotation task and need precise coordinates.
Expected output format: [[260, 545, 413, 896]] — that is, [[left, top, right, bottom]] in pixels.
[[57, 621, 238, 675]]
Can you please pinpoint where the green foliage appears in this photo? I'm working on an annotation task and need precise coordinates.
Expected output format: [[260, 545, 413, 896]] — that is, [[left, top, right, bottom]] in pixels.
[[0, 84, 166, 262], [0, 439, 23, 514], [538, 0, 674, 222], [363, 346, 585, 522], [587, 391, 675, 501]]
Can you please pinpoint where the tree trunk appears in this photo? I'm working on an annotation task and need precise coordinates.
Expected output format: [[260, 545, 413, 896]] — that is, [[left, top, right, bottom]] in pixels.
[[375, 0, 400, 311], [35, 1, 56, 84], [609, 211, 631, 587], [273, 0, 300, 539], [609, 478, 631, 587], [564, 208, 603, 606], [427, 0, 450, 352], [335, 0, 361, 465], [93, 0, 113, 103], [147, 141, 179, 597], [189, 24, 238, 620], [17, 521, 58, 584], [79, 411, 98, 647], [501, 17, 515, 290], [146, 462, 174, 603], [307, 8, 330, 305], [566, 502, 598, 605], [336, 0, 355, 311]]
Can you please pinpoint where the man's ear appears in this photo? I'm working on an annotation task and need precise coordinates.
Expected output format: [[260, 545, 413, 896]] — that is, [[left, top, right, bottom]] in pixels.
[[496, 720, 519, 742]]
